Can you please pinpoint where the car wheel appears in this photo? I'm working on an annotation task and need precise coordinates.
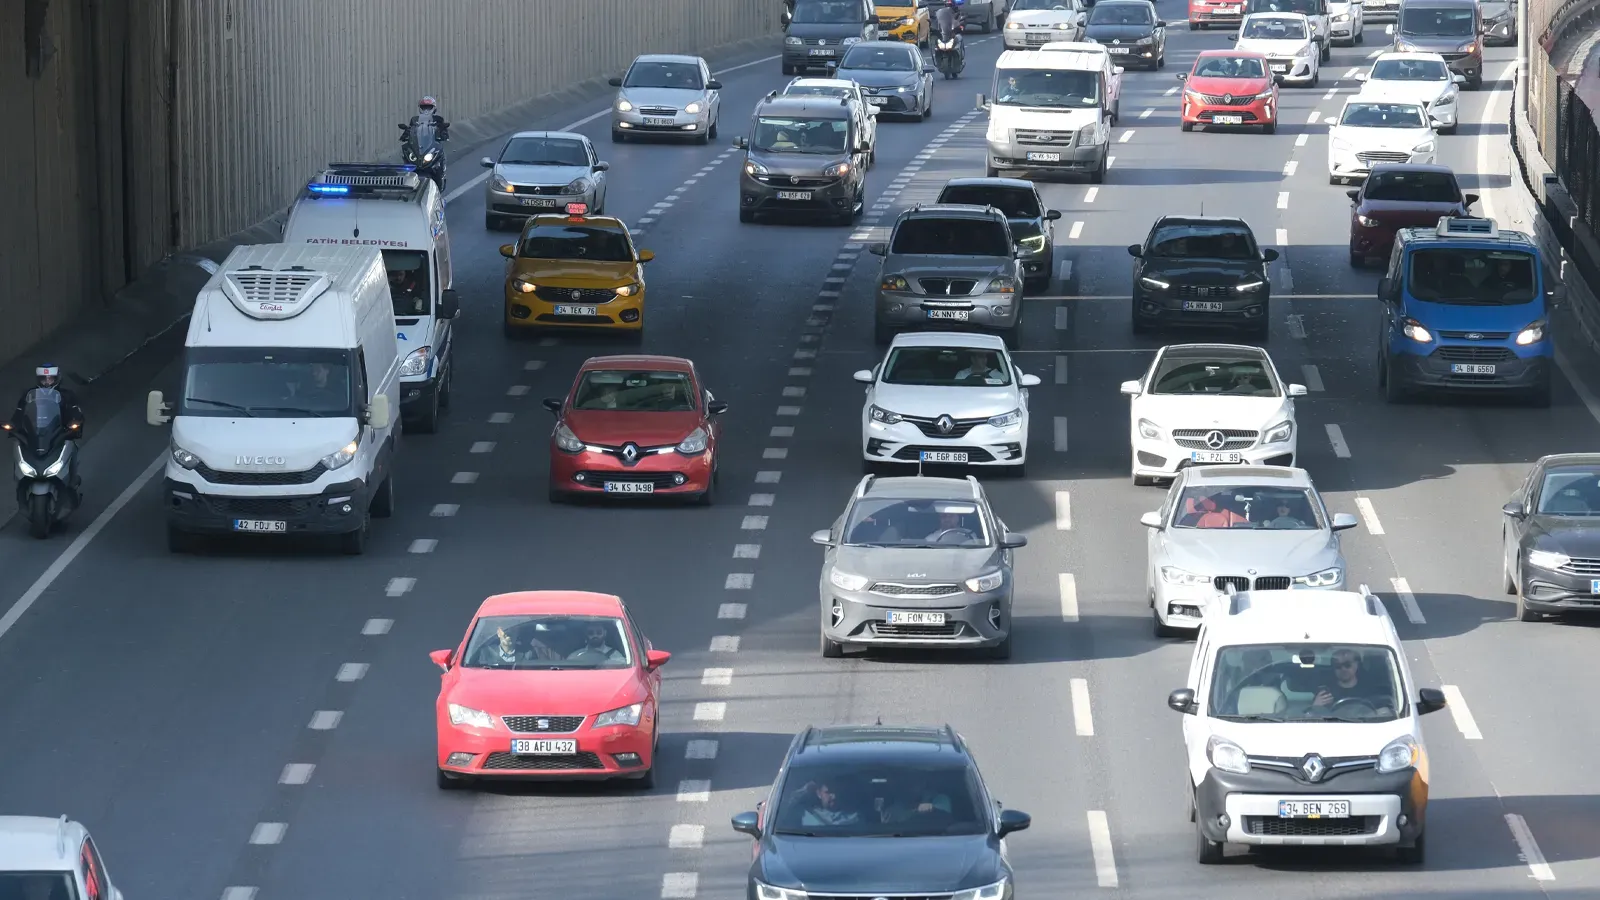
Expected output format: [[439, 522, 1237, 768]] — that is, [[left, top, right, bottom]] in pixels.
[[1311, 68, 1321, 87], [370, 473, 396, 518], [1396, 834, 1425, 865], [822, 631, 846, 658], [484, 213, 500, 230], [1131, 308, 1153, 335], [1383, 361, 1408, 403], [1196, 817, 1225, 864], [709, 118, 719, 139], [1158, 51, 1166, 68], [739, 208, 756, 223], [340, 515, 370, 555], [1188, 19, 1198, 29], [1439, 123, 1457, 135], [436, 769, 466, 790], [989, 632, 1012, 659], [693, 467, 717, 506], [783, 63, 797, 75], [1350, 250, 1365, 268], [1181, 121, 1194, 132], [1090, 152, 1106, 183], [695, 129, 710, 145], [631, 742, 658, 790], [1515, 582, 1542, 622], [1321, 41, 1331, 61], [1355, 26, 1364, 43], [986, 162, 1001, 177]]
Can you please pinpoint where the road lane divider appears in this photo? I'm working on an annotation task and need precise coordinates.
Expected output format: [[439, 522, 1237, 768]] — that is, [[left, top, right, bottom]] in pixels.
[[718, 602, 747, 618], [1505, 814, 1556, 881], [1054, 416, 1069, 451], [1055, 354, 1069, 384], [1086, 810, 1119, 887], [1300, 364, 1324, 390], [1324, 423, 1351, 458], [669, 825, 706, 849], [1070, 678, 1095, 736], [1055, 491, 1072, 530], [1355, 496, 1385, 534], [1059, 574, 1079, 622], [1388, 576, 1426, 624], [1440, 685, 1482, 739]]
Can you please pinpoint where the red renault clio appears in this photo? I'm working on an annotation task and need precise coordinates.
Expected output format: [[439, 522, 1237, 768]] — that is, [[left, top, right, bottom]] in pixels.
[[1178, 49, 1282, 133]]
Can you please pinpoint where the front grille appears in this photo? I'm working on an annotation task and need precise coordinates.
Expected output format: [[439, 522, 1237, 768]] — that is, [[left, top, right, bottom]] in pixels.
[[1434, 346, 1516, 363], [1172, 428, 1258, 450], [482, 751, 604, 771], [533, 314, 612, 325], [507, 184, 568, 195], [892, 445, 996, 462], [1248, 754, 1378, 782], [533, 287, 618, 304], [502, 715, 585, 734], [901, 414, 986, 438], [1196, 93, 1256, 106], [756, 175, 837, 187], [1015, 130, 1074, 144], [1438, 330, 1511, 340], [1174, 284, 1238, 297], [1254, 576, 1292, 590], [1440, 51, 1469, 60], [1244, 816, 1381, 837], [917, 278, 978, 295], [575, 471, 680, 488], [812, 37, 839, 45], [195, 462, 328, 486], [1561, 557, 1600, 575], [211, 497, 313, 517], [1356, 151, 1412, 166], [637, 106, 678, 116], [1215, 575, 1250, 592], [872, 621, 962, 637], [871, 583, 963, 596]]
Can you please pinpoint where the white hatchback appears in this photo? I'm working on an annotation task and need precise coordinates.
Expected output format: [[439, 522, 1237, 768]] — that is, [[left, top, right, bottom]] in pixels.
[[1328, 98, 1437, 183], [1232, 13, 1321, 85]]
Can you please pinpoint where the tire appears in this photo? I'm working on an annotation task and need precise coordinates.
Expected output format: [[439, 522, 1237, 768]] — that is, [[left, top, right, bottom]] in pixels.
[[1439, 124, 1457, 135], [1090, 152, 1106, 184], [1382, 360, 1408, 403], [1188, 19, 1197, 28], [485, 213, 500, 230], [986, 163, 1000, 177], [436, 769, 465, 790], [1515, 572, 1542, 621], [709, 118, 719, 139], [1350, 251, 1365, 268], [340, 516, 370, 555], [1355, 26, 1364, 43], [922, 95, 933, 119], [438, 364, 453, 411], [26, 493, 51, 539], [1134, 472, 1157, 486], [409, 390, 440, 433], [874, 320, 896, 345], [1153, 607, 1178, 638], [1320, 41, 1331, 62], [739, 208, 755, 223], [1196, 815, 1225, 863], [1468, 77, 1482, 91], [1131, 310, 1153, 335], [989, 632, 1012, 659], [783, 63, 797, 75], [695, 130, 710, 145], [822, 631, 845, 658], [693, 467, 717, 506], [1158, 51, 1167, 68], [1311, 68, 1321, 87], [1181, 121, 1194, 132], [1396, 834, 1425, 865], [370, 474, 395, 518], [631, 746, 658, 790]]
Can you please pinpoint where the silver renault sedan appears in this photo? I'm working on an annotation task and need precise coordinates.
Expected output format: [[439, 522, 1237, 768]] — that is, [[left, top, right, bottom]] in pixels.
[[480, 131, 609, 230], [609, 54, 723, 143]]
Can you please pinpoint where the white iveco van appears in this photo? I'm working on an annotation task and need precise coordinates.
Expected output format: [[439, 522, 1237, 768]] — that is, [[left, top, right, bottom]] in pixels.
[[979, 49, 1112, 183], [283, 164, 460, 432], [146, 243, 402, 555]]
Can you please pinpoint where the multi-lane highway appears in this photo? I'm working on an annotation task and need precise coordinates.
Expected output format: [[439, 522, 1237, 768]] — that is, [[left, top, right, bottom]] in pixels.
[[0, 3, 1594, 898]]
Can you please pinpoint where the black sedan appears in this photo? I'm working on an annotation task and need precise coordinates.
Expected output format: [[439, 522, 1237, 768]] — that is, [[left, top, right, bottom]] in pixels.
[[1128, 215, 1279, 339], [1083, 0, 1167, 69], [833, 41, 937, 120], [732, 723, 1030, 899], [1502, 453, 1600, 621], [937, 176, 1063, 292]]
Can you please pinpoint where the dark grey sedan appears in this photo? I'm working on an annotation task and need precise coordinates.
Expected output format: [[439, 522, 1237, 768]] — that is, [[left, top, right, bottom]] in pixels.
[[1502, 453, 1600, 621], [833, 41, 938, 119]]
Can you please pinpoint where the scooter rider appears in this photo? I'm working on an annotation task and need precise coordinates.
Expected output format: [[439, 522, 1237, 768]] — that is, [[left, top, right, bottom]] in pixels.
[[10, 365, 85, 490], [401, 96, 451, 189], [934, 0, 965, 68]]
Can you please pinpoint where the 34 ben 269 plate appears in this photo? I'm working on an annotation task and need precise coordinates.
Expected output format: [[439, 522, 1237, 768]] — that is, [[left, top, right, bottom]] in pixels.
[[1278, 800, 1350, 818]]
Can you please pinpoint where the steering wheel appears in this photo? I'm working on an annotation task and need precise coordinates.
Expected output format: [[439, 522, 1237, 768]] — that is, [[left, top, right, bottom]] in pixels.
[[927, 527, 974, 542], [1329, 696, 1379, 715]]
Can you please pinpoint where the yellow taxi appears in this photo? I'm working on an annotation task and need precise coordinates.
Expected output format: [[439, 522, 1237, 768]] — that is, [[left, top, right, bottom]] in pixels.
[[877, 2, 930, 45], [499, 202, 655, 338]]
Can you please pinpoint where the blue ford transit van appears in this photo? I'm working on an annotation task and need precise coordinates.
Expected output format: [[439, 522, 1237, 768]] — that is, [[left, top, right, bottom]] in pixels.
[[1377, 216, 1553, 406]]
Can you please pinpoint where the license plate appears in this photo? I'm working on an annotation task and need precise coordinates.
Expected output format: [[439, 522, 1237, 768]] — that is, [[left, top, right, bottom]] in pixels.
[[867, 96, 888, 105], [519, 197, 556, 207], [919, 451, 969, 463], [604, 481, 655, 493], [1213, 115, 1244, 125], [1108, 46, 1130, 54], [887, 611, 948, 625], [553, 305, 598, 316], [1026, 151, 1061, 162], [809, 48, 836, 56], [644, 117, 675, 126], [1450, 363, 1496, 374], [776, 190, 812, 200], [1279, 800, 1351, 818], [1191, 450, 1243, 463], [1183, 300, 1225, 311], [927, 309, 970, 320], [233, 519, 287, 533], [1026, 33, 1051, 42], [511, 739, 578, 755], [1271, 64, 1288, 73]]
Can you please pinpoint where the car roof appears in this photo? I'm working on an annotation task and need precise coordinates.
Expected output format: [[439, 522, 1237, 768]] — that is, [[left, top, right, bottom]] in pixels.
[[848, 39, 924, 50], [475, 590, 626, 617], [900, 202, 1005, 221], [940, 176, 1036, 192], [1154, 214, 1253, 230], [1205, 590, 1397, 645], [1195, 48, 1269, 58], [1182, 464, 1315, 488], [888, 330, 1009, 349], [1371, 50, 1450, 63], [756, 95, 853, 118], [1341, 95, 1428, 109], [792, 724, 968, 764], [1538, 452, 1600, 467], [507, 130, 589, 142], [789, 77, 857, 88], [861, 474, 983, 501], [1158, 342, 1271, 362], [0, 816, 81, 871], [1244, 10, 1310, 19], [578, 354, 694, 373], [1366, 162, 1457, 176], [526, 212, 629, 231], [632, 53, 703, 64]]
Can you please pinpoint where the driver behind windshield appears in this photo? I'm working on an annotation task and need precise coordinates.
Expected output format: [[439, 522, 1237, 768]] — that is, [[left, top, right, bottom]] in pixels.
[[566, 622, 625, 662], [923, 509, 975, 540], [954, 351, 1005, 384], [1310, 648, 1393, 713]]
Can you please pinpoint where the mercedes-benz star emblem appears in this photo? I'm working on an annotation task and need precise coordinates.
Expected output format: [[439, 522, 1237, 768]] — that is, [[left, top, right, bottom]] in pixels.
[[536, 718, 550, 730], [621, 442, 639, 463], [1301, 754, 1326, 783], [1204, 430, 1227, 450], [1466, 332, 1484, 340], [936, 414, 956, 435], [790, 175, 800, 185]]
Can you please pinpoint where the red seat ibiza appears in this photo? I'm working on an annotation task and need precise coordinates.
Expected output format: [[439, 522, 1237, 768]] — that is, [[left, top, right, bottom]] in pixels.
[[1178, 49, 1282, 133]]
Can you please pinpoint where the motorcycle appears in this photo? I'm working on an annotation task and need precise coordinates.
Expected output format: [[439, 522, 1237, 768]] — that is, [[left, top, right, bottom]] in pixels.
[[5, 388, 81, 538], [934, 26, 965, 78], [400, 117, 447, 190]]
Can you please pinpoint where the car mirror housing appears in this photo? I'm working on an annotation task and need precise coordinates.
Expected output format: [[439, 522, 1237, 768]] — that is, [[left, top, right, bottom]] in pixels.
[[1168, 688, 1197, 714], [1262, 248, 1281, 262], [1417, 687, 1447, 714], [1127, 243, 1143, 257], [542, 398, 563, 415], [1140, 511, 1163, 528], [609, 76, 624, 87], [1001, 532, 1028, 548], [646, 649, 672, 670], [732, 811, 762, 836], [1347, 189, 1361, 202], [1287, 383, 1308, 397], [997, 809, 1032, 837], [811, 529, 834, 545], [1501, 500, 1526, 518], [429, 648, 454, 670], [479, 156, 495, 168], [1020, 373, 1041, 387], [500, 244, 517, 258], [1331, 512, 1360, 531], [853, 369, 874, 383], [1119, 379, 1141, 395]]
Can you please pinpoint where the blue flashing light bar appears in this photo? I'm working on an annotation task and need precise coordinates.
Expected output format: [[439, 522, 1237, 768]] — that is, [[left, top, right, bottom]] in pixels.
[[308, 183, 351, 195]]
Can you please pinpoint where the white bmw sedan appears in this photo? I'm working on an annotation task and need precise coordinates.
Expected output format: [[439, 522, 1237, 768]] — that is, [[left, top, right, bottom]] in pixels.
[[1327, 98, 1437, 184], [1356, 52, 1464, 133]]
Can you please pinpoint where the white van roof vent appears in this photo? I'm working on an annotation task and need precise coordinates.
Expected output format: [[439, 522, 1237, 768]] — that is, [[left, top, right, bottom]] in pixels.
[[221, 265, 332, 320], [1436, 216, 1498, 238]]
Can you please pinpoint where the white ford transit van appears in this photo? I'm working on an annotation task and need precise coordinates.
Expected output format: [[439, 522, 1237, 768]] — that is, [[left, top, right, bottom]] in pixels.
[[979, 49, 1112, 182], [146, 243, 402, 555], [283, 164, 460, 432]]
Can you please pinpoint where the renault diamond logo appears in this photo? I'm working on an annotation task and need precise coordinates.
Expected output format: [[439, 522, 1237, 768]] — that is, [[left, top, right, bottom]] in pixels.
[[936, 414, 955, 434], [570, 290, 581, 300], [790, 175, 800, 185], [1466, 332, 1484, 340], [1204, 430, 1227, 450], [621, 442, 640, 463], [1111, 38, 1121, 44], [536, 718, 550, 730], [1301, 754, 1327, 782]]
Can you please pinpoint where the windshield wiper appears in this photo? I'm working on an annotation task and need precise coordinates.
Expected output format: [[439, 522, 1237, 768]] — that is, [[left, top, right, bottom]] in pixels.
[[248, 405, 329, 416], [186, 397, 256, 416], [774, 829, 828, 836], [1213, 713, 1285, 722]]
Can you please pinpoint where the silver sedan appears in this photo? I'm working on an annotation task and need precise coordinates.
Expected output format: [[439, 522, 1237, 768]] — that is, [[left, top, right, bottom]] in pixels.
[[480, 131, 609, 231], [609, 54, 723, 144]]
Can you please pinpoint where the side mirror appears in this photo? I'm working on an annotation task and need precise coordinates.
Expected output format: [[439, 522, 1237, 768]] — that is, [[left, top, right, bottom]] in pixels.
[[1119, 379, 1141, 396], [638, 249, 656, 263], [479, 156, 495, 168], [1501, 500, 1527, 518], [1156, 18, 1167, 26], [1417, 687, 1448, 715], [608, 76, 624, 87], [852, 369, 875, 383], [146, 390, 171, 426], [1045, 209, 1062, 220], [1113, 65, 1125, 75], [1273, 74, 1285, 85], [1378, 276, 1394, 298], [439, 289, 461, 319], [782, 9, 793, 25], [1347, 189, 1361, 203], [708, 400, 730, 415], [1386, 23, 1395, 33], [1001, 532, 1028, 548], [646, 649, 672, 670], [732, 811, 762, 837], [1176, 72, 1188, 81], [708, 79, 723, 89], [734, 136, 749, 150], [1287, 383, 1308, 397], [868, 242, 888, 256], [1353, 72, 1368, 81], [858, 141, 871, 153], [923, 64, 937, 74], [811, 528, 834, 545], [1020, 373, 1041, 387], [997, 809, 1032, 837], [1451, 72, 1466, 83], [1140, 511, 1163, 528], [429, 648, 454, 671], [594, 161, 611, 172], [542, 398, 563, 415], [499, 243, 517, 258], [1262, 248, 1280, 262], [1464, 192, 1479, 208], [1168, 688, 1197, 714], [366, 394, 391, 430], [1226, 32, 1239, 40], [1331, 512, 1361, 531], [1126, 243, 1143, 257], [977, 93, 992, 110]]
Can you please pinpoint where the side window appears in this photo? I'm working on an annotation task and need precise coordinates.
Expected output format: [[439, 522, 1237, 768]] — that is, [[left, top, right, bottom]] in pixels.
[[354, 348, 371, 402], [1386, 242, 1405, 281], [1195, 643, 1215, 704], [1159, 478, 1182, 520], [81, 838, 106, 900], [623, 611, 649, 655], [1186, 629, 1209, 690]]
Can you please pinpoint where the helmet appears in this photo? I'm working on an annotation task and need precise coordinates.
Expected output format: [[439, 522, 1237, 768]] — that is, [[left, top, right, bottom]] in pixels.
[[35, 365, 60, 389], [418, 96, 438, 111]]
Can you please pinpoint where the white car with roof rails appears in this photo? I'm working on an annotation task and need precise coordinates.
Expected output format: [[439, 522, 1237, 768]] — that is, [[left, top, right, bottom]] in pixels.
[[1327, 97, 1437, 184], [0, 814, 123, 900], [1121, 343, 1304, 485], [1354, 51, 1465, 132], [781, 76, 879, 164], [1168, 587, 1446, 864], [1004, 0, 1091, 49], [1231, 13, 1321, 85], [1039, 40, 1125, 122]]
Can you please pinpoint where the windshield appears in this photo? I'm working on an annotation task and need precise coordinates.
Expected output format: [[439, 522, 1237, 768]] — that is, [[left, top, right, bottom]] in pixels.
[[1250, 0, 1320, 14], [1151, 357, 1277, 395], [937, 185, 1041, 218], [793, 0, 864, 22], [463, 614, 633, 669], [995, 69, 1101, 107], [891, 217, 1010, 255], [882, 346, 1014, 386], [1400, 6, 1474, 34], [1242, 17, 1307, 38], [623, 61, 703, 90], [1364, 169, 1460, 202], [0, 873, 79, 900], [1148, 223, 1258, 259], [1340, 102, 1427, 127], [20, 388, 63, 434], [1209, 643, 1404, 723], [786, 85, 852, 100], [407, 117, 438, 149], [840, 45, 919, 70], [1371, 57, 1449, 81], [1175, 485, 1323, 529], [774, 760, 989, 836], [1406, 248, 1537, 304], [1013, 0, 1076, 8], [571, 369, 697, 411], [844, 497, 992, 547], [754, 116, 850, 154], [519, 223, 633, 262], [178, 347, 356, 418], [382, 249, 431, 318], [1537, 467, 1600, 515], [499, 136, 590, 167], [1193, 56, 1268, 78], [1089, 2, 1154, 23]]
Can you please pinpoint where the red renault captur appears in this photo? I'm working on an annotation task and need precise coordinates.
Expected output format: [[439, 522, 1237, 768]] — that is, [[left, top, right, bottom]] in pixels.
[[1178, 49, 1282, 133]]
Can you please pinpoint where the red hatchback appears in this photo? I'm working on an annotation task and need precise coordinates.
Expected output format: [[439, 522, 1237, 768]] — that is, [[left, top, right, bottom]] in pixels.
[[431, 590, 671, 789], [1348, 164, 1476, 267], [1178, 50, 1280, 133], [543, 355, 727, 504]]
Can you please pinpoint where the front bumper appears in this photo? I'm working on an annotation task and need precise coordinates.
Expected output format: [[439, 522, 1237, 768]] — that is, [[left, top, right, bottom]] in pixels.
[[822, 585, 1012, 648], [879, 18, 925, 42], [1195, 766, 1425, 847], [1350, 222, 1401, 258], [1132, 286, 1270, 328], [1018, 243, 1053, 281], [862, 87, 923, 114], [987, 139, 1106, 173], [741, 171, 855, 216], [1132, 433, 1295, 478], [863, 416, 1027, 467], [783, 45, 848, 69], [1154, 572, 1337, 628], [1329, 16, 1358, 37], [1440, 52, 1482, 83], [163, 474, 370, 536], [548, 445, 713, 497], [504, 284, 644, 332], [1189, 1, 1246, 26], [1004, 25, 1078, 48], [612, 107, 711, 138], [1183, 97, 1275, 127], [1518, 563, 1600, 613], [437, 717, 654, 781], [1388, 345, 1550, 392], [1102, 43, 1161, 67], [1329, 147, 1436, 179], [485, 185, 597, 221], [1264, 56, 1318, 83], [875, 289, 1021, 331], [1427, 101, 1460, 127]]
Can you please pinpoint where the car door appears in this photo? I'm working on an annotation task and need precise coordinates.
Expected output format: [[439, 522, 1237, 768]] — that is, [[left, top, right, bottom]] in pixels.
[[1505, 462, 1541, 574], [1148, 476, 1183, 592], [1182, 626, 1213, 781], [1004, 348, 1029, 412], [623, 605, 662, 705]]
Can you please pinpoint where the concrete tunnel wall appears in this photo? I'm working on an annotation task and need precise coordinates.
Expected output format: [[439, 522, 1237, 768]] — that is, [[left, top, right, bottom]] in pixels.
[[5, 0, 778, 369]]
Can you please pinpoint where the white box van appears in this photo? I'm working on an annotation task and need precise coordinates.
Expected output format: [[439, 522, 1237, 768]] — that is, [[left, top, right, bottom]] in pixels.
[[146, 243, 402, 555], [978, 49, 1112, 182], [283, 164, 460, 432]]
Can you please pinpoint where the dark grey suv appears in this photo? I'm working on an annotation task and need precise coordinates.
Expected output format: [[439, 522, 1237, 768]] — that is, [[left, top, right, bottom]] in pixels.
[[870, 204, 1027, 345], [737, 94, 868, 225]]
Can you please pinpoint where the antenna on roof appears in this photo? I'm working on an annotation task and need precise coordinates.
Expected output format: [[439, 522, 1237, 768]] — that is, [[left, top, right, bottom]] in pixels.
[[875, 715, 883, 726], [1200, 200, 1205, 216]]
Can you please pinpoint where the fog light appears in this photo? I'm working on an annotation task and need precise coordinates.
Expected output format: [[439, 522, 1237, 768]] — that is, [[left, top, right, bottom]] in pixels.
[[831, 601, 844, 626], [614, 752, 643, 767], [1142, 301, 1160, 313], [1398, 814, 1408, 826], [988, 604, 1002, 628], [446, 752, 474, 766], [574, 473, 587, 482], [1217, 814, 1230, 828], [510, 304, 531, 319], [682, 124, 697, 131], [888, 302, 903, 313], [620, 309, 640, 322], [619, 122, 633, 129], [673, 473, 686, 485]]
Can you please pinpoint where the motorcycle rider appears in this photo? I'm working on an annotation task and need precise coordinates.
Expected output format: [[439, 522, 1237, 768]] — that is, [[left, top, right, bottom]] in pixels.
[[10, 365, 85, 493], [933, 0, 965, 71], [400, 96, 451, 189]]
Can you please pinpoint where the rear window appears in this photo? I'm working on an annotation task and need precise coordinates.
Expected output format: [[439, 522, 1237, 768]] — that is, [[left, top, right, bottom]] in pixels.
[[0, 873, 79, 900], [892, 217, 1011, 256], [936, 186, 1041, 218], [1364, 170, 1461, 202]]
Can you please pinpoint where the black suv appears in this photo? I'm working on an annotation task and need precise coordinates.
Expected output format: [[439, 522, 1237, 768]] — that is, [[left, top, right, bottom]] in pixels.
[[1129, 215, 1279, 338], [937, 177, 1063, 292], [732, 724, 1031, 898], [737, 93, 869, 225]]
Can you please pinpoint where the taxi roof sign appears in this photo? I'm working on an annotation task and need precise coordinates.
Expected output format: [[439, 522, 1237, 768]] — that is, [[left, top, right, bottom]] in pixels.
[[566, 202, 589, 216]]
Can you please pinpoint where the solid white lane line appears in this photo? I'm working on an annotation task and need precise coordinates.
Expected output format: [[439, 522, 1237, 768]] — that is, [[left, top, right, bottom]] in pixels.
[[1276, 228, 1289, 246], [1139, 107, 1153, 119], [749, 494, 775, 507], [470, 441, 495, 453], [1286, 314, 1306, 339], [733, 544, 761, 559], [309, 711, 342, 730], [1296, 133, 1309, 146], [1069, 221, 1085, 239], [1283, 160, 1298, 176], [725, 573, 754, 589], [386, 577, 415, 597], [1325, 423, 1351, 458], [1055, 306, 1069, 330], [1087, 811, 1119, 887], [755, 470, 782, 484], [1276, 192, 1289, 209], [1441, 685, 1482, 739], [1301, 364, 1324, 390], [669, 824, 705, 849], [1356, 497, 1385, 534], [1505, 814, 1556, 881], [742, 515, 769, 530], [719, 602, 747, 619], [1070, 678, 1094, 736], [1059, 574, 1079, 622], [430, 503, 458, 517], [686, 739, 719, 759], [790, 366, 813, 376], [1084, 187, 1099, 203], [279, 763, 314, 785], [451, 471, 478, 484], [1055, 354, 1069, 384], [701, 668, 734, 687], [662, 872, 699, 899], [250, 822, 287, 845], [710, 635, 740, 651], [1389, 576, 1426, 624], [336, 663, 368, 682], [677, 780, 712, 802], [1056, 491, 1072, 530], [1054, 416, 1069, 451]]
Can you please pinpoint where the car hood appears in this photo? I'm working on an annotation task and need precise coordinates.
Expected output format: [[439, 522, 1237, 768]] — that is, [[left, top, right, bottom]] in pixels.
[[173, 416, 357, 472], [1134, 393, 1292, 429], [1162, 528, 1342, 574], [617, 86, 707, 109], [1356, 197, 1467, 223], [1208, 718, 1414, 757], [1396, 34, 1474, 51], [1525, 517, 1600, 556], [512, 259, 637, 286], [1008, 216, 1045, 239], [758, 834, 1004, 893], [1329, 124, 1434, 149], [834, 545, 1003, 584], [497, 163, 591, 188], [1084, 24, 1156, 40], [748, 150, 851, 176], [564, 410, 701, 446], [1358, 81, 1451, 105], [1236, 37, 1313, 55], [1187, 75, 1273, 96], [1010, 9, 1079, 25], [447, 666, 644, 715], [989, 106, 1101, 131], [840, 68, 923, 88], [871, 383, 1020, 419], [788, 22, 871, 38], [1139, 257, 1265, 284], [885, 257, 1013, 281], [1403, 296, 1543, 329]]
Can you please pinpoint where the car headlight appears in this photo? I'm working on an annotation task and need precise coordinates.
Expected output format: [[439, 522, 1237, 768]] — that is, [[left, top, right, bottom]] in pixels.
[[1160, 566, 1211, 586], [1137, 418, 1162, 440], [1235, 279, 1266, 292], [170, 441, 201, 470], [880, 274, 909, 292], [1006, 19, 1022, 28], [512, 275, 538, 294], [869, 405, 903, 425], [320, 440, 359, 471], [1459, 41, 1477, 53], [1254, 88, 1275, 100], [1331, 137, 1352, 151], [824, 161, 851, 177], [564, 177, 591, 193], [1140, 275, 1170, 290], [1516, 320, 1546, 345], [745, 161, 769, 176], [952, 878, 1009, 900], [1433, 93, 1455, 106], [899, 84, 917, 93], [988, 409, 1022, 428], [965, 571, 1005, 593], [1411, 141, 1435, 153], [755, 883, 806, 900], [448, 703, 495, 729], [1395, 40, 1415, 50], [1292, 566, 1342, 587], [1054, 21, 1073, 29], [1402, 318, 1433, 343], [1527, 548, 1570, 570], [422, 149, 437, 163], [1135, 35, 1154, 44], [1333, 12, 1349, 20], [1263, 420, 1293, 444], [785, 35, 803, 45], [830, 569, 870, 591], [399, 346, 430, 377], [1357, 214, 1380, 227], [594, 702, 644, 728], [41, 451, 67, 478], [843, 36, 863, 44], [684, 101, 703, 114], [1207, 736, 1250, 774], [1376, 735, 1419, 773], [900, 16, 916, 25], [1018, 234, 1047, 253], [1296, 43, 1315, 56], [616, 97, 635, 111], [490, 174, 512, 191], [615, 281, 642, 297], [554, 423, 585, 453], [984, 275, 1017, 294], [676, 426, 710, 455]]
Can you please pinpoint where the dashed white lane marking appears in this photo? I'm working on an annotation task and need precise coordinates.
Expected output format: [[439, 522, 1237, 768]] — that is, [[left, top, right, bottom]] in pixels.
[[662, 872, 699, 899], [669, 824, 705, 849], [1055, 306, 1069, 330], [430, 503, 458, 517], [1283, 160, 1298, 176], [1084, 186, 1099, 203], [362, 618, 392, 635], [507, 385, 529, 397], [694, 702, 727, 721], [742, 515, 769, 530], [776, 405, 802, 416], [1069, 221, 1084, 239], [385, 577, 415, 597], [749, 493, 776, 507], [1276, 191, 1289, 209], [1165, 85, 1179, 95], [734, 544, 761, 559], [1506, 814, 1556, 881], [221, 889, 258, 900], [250, 822, 287, 845], [790, 366, 813, 376], [308, 710, 342, 730], [1055, 354, 1069, 384], [1286, 314, 1307, 339], [1276, 227, 1289, 246], [1058, 258, 1074, 282], [719, 602, 748, 621], [1055, 491, 1072, 530], [1087, 810, 1120, 887], [1119, 129, 1135, 143], [755, 470, 782, 484], [470, 441, 495, 453], [537, 336, 558, 347], [1070, 678, 1095, 736], [686, 739, 719, 760], [451, 471, 478, 484], [1355, 497, 1385, 534], [1301, 364, 1324, 391], [409, 539, 437, 554], [1325, 423, 1351, 458], [1053, 416, 1069, 451], [1059, 573, 1080, 622], [1107, 155, 1115, 167], [771, 425, 796, 437], [524, 360, 545, 371], [710, 635, 740, 651], [1306, 110, 1321, 124], [279, 764, 314, 785], [1441, 685, 1482, 739], [1323, 87, 1337, 99], [1367, 48, 1383, 58], [336, 663, 368, 682], [1139, 107, 1153, 119], [677, 780, 712, 802], [1343, 66, 1360, 78], [1389, 576, 1426, 625], [488, 412, 513, 424], [1296, 132, 1309, 147], [725, 573, 754, 590]]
